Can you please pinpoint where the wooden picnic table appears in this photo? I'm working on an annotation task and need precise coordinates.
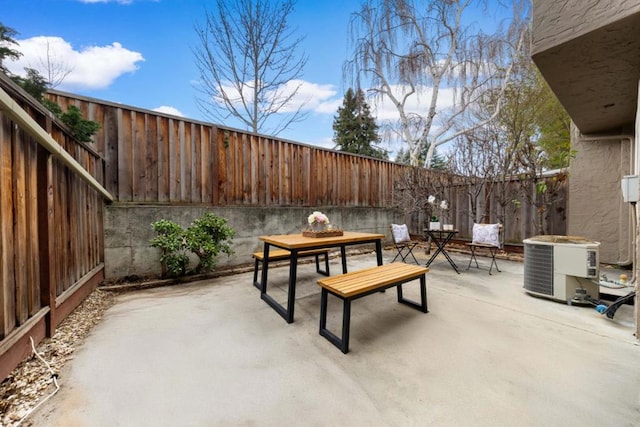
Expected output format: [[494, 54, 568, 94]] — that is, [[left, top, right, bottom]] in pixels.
[[258, 231, 385, 323]]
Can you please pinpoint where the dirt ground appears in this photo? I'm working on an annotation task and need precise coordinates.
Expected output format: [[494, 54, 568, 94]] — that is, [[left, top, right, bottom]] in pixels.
[[0, 290, 116, 426]]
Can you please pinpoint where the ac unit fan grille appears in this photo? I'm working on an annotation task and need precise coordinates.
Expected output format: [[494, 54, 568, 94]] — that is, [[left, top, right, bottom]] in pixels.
[[524, 244, 554, 295]]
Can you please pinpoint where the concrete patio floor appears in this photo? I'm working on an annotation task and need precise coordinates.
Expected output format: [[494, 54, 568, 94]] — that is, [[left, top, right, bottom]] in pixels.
[[29, 249, 640, 426]]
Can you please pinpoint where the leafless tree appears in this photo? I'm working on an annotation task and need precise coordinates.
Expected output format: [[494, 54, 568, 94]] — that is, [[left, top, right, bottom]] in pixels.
[[345, 0, 529, 168], [193, 0, 308, 136], [36, 39, 73, 88], [448, 129, 497, 222], [393, 165, 452, 232]]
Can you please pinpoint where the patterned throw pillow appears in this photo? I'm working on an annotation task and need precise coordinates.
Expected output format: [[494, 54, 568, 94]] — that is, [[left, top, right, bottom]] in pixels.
[[472, 223, 500, 247], [391, 224, 411, 243]]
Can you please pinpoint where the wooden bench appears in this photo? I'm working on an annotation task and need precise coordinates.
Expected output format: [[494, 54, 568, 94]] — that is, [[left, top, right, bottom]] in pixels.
[[317, 262, 429, 353], [252, 248, 330, 290]]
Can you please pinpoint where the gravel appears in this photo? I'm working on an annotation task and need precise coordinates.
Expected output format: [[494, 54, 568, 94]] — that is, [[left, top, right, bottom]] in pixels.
[[0, 289, 116, 426]]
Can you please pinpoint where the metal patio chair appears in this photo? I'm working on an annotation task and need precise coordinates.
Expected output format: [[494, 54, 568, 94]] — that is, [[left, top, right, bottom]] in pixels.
[[390, 224, 420, 264], [466, 223, 502, 275]]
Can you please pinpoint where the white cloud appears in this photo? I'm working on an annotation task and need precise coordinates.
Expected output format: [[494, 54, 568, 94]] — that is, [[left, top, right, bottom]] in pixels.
[[287, 80, 337, 113], [153, 106, 185, 117], [214, 79, 339, 115], [6, 36, 144, 90]]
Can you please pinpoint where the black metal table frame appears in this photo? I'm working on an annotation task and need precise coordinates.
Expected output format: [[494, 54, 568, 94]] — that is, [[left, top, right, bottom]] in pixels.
[[424, 229, 460, 274], [260, 237, 384, 324]]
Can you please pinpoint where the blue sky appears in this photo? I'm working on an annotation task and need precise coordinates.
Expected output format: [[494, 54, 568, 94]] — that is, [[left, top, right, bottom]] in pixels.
[[1, 0, 511, 155]]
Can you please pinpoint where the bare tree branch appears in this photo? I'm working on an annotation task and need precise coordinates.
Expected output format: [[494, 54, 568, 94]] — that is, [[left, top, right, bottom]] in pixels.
[[36, 39, 73, 88], [346, 0, 531, 168], [193, 0, 309, 136]]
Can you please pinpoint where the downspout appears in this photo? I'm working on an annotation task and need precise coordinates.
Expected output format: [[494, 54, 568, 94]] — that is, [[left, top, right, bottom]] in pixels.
[[0, 86, 114, 202]]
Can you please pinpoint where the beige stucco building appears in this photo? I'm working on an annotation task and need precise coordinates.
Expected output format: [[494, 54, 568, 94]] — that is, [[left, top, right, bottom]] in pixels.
[[531, 0, 639, 334]]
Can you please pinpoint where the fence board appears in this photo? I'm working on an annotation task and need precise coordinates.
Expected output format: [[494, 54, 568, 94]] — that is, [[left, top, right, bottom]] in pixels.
[[157, 117, 169, 202], [0, 116, 15, 339], [14, 127, 28, 324], [118, 109, 133, 201], [145, 114, 158, 201], [26, 139, 40, 316]]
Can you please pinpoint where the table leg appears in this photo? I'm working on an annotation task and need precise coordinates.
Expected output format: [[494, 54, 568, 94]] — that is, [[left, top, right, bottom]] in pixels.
[[260, 244, 298, 323], [425, 236, 444, 267], [440, 246, 460, 274], [340, 246, 347, 273], [286, 250, 298, 322], [260, 243, 270, 293], [375, 240, 383, 266]]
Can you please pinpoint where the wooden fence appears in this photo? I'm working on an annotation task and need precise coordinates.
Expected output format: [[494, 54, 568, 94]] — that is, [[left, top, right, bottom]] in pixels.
[[48, 90, 401, 207], [47, 90, 567, 242], [0, 75, 108, 381]]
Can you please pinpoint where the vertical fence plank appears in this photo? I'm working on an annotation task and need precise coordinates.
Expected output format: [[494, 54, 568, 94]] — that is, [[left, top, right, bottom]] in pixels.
[[216, 130, 227, 204], [132, 111, 144, 201], [118, 109, 133, 202], [13, 127, 28, 324], [0, 116, 15, 338], [210, 127, 219, 205], [104, 106, 119, 198], [157, 117, 169, 203], [169, 119, 180, 202], [26, 138, 40, 316], [145, 113, 159, 202]]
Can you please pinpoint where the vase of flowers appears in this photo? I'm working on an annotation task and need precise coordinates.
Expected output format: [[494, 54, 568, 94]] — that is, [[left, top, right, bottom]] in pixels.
[[428, 195, 448, 230], [303, 211, 343, 237], [308, 211, 330, 231]]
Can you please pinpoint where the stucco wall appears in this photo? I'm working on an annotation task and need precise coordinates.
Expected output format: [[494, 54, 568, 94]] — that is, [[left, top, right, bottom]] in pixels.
[[104, 205, 399, 279], [533, 0, 640, 53], [567, 125, 634, 265]]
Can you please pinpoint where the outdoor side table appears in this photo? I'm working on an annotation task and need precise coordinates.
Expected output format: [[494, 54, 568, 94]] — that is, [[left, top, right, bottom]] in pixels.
[[424, 229, 460, 274]]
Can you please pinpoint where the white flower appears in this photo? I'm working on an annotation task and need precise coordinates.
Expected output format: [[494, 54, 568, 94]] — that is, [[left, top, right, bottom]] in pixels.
[[308, 211, 329, 224], [428, 195, 436, 205], [440, 200, 448, 210]]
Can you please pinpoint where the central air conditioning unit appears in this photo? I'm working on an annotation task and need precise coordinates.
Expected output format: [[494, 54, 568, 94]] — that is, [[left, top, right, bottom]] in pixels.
[[523, 235, 599, 303]]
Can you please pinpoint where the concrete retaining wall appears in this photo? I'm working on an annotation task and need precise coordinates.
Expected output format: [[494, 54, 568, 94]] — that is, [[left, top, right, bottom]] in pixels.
[[104, 204, 399, 279]]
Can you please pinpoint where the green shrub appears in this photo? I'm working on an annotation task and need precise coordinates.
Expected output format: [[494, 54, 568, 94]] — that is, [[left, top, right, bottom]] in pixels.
[[185, 213, 235, 273], [150, 219, 189, 277], [150, 213, 236, 277]]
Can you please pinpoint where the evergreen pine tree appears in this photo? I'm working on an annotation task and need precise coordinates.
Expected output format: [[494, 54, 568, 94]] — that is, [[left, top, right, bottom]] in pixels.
[[333, 88, 387, 160], [395, 143, 447, 169]]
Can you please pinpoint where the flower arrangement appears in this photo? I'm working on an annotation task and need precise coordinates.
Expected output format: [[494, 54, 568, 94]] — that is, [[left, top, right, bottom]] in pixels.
[[308, 211, 330, 225], [428, 195, 448, 222], [303, 210, 342, 237]]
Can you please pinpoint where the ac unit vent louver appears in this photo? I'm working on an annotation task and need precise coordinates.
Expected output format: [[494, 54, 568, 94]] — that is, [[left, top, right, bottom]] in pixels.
[[524, 243, 554, 296]]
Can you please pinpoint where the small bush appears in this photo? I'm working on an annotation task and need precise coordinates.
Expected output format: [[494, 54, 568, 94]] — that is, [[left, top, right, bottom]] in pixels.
[[150, 213, 235, 277], [185, 213, 235, 273], [150, 219, 189, 277]]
